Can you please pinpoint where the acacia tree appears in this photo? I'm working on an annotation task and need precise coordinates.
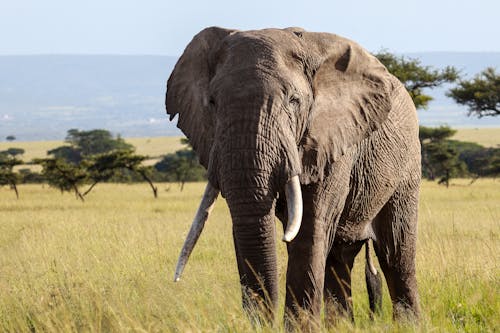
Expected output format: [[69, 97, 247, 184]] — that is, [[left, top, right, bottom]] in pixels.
[[375, 51, 459, 109], [35, 129, 126, 201], [49, 129, 133, 164], [5, 148, 24, 158], [447, 67, 500, 117], [36, 152, 159, 201], [0, 151, 22, 198], [418, 126, 467, 186], [85, 150, 158, 198], [419, 126, 456, 180], [35, 158, 87, 201], [35, 128, 157, 200], [448, 141, 500, 183], [65, 129, 132, 155], [154, 139, 206, 191]]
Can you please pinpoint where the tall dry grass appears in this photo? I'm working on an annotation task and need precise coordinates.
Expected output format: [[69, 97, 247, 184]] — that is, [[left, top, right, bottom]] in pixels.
[[450, 128, 500, 148], [0, 179, 498, 332]]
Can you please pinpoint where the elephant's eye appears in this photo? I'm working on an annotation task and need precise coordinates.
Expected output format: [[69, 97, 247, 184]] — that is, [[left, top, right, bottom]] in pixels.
[[289, 94, 300, 109], [209, 97, 216, 109]]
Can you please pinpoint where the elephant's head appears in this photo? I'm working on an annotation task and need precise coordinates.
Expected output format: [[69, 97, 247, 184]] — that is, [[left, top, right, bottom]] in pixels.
[[166, 27, 394, 316]]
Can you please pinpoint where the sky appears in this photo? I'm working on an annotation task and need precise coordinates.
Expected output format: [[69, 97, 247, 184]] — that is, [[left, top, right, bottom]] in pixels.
[[1, 0, 499, 56]]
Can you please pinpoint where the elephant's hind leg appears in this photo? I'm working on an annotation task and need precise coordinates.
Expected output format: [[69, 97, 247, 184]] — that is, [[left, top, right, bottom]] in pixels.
[[372, 181, 420, 321], [323, 241, 364, 324]]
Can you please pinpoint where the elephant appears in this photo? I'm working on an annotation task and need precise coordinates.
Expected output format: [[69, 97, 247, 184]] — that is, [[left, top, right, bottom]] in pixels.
[[165, 27, 421, 327]]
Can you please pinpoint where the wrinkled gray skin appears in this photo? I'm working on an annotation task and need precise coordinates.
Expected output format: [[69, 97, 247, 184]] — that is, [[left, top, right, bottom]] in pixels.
[[166, 27, 421, 327]]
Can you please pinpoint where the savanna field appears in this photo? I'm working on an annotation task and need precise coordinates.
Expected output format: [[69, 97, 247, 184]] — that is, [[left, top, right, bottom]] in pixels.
[[1, 132, 499, 332]]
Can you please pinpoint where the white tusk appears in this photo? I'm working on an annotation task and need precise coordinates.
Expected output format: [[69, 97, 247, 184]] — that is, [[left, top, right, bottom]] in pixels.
[[365, 241, 378, 276], [174, 182, 219, 282], [282, 175, 303, 242]]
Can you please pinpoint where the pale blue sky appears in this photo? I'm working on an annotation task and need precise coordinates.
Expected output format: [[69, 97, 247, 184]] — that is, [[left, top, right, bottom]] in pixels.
[[1, 0, 499, 55]]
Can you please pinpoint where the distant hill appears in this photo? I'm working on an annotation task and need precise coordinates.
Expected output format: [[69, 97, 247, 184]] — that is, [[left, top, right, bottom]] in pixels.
[[0, 55, 178, 141], [1, 53, 499, 141]]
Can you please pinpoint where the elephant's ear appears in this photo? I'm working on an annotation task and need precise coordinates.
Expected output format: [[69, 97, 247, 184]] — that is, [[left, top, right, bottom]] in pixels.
[[166, 27, 235, 169], [299, 34, 396, 184]]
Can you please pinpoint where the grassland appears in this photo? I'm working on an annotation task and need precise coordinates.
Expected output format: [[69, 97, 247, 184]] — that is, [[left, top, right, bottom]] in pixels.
[[1, 130, 499, 331], [0, 137, 183, 162], [0, 179, 499, 332], [450, 128, 500, 148]]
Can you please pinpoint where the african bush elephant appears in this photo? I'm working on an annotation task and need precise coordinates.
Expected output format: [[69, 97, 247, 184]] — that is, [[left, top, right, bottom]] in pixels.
[[166, 27, 421, 327]]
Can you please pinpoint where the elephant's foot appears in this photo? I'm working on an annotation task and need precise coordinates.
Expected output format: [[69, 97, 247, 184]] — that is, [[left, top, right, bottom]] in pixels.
[[324, 296, 354, 327], [284, 307, 321, 333], [392, 299, 420, 322], [241, 286, 276, 326], [284, 258, 324, 331]]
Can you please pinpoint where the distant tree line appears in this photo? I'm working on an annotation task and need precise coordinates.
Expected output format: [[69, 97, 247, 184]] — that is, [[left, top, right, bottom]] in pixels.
[[33, 129, 158, 200], [418, 126, 499, 186], [2, 124, 497, 200], [153, 138, 206, 190], [1, 129, 206, 200], [1, 52, 499, 197]]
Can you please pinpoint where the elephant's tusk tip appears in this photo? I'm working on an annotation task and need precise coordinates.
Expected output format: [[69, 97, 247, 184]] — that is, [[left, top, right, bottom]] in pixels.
[[282, 232, 296, 243], [174, 270, 182, 282]]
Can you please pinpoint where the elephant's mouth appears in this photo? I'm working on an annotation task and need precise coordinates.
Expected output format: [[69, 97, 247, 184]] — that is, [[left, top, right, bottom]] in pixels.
[[173, 175, 303, 282]]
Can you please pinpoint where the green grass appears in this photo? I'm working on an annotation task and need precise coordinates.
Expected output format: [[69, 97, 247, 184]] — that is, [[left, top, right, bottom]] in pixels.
[[1, 179, 499, 332]]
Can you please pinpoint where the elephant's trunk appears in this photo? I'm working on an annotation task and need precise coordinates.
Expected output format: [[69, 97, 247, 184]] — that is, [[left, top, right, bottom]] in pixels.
[[225, 189, 279, 320], [209, 93, 302, 318], [220, 158, 302, 320], [198, 92, 303, 320], [226, 175, 302, 320]]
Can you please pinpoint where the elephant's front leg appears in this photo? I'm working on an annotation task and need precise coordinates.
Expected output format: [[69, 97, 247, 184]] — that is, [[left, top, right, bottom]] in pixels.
[[284, 189, 328, 329], [285, 228, 327, 329]]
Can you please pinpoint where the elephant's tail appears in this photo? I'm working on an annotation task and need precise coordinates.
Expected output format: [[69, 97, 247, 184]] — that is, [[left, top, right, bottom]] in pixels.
[[365, 240, 382, 317]]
